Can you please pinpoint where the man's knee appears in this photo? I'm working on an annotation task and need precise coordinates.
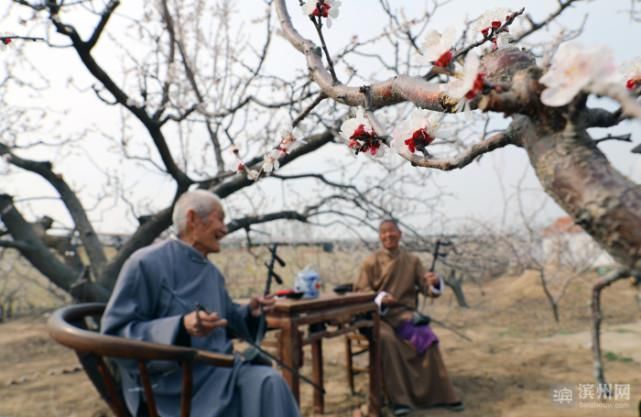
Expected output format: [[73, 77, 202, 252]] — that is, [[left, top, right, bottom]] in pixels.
[[239, 364, 286, 388]]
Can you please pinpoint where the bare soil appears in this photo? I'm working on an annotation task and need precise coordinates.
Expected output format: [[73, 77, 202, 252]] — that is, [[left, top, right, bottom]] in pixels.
[[1, 271, 640, 417]]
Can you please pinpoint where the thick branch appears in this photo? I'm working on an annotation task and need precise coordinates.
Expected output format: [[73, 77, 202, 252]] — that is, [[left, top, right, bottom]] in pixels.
[[227, 210, 307, 234], [275, 0, 448, 110], [98, 206, 173, 291], [583, 108, 622, 128], [0, 144, 107, 277], [0, 239, 34, 251], [0, 194, 109, 302], [589, 83, 641, 121]]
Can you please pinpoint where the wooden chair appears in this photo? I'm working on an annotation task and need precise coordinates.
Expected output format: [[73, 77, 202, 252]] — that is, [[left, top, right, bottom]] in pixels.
[[344, 332, 370, 394], [47, 302, 234, 417]]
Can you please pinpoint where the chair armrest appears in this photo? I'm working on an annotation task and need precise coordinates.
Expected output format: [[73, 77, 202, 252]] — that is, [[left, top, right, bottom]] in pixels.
[[48, 303, 234, 366]]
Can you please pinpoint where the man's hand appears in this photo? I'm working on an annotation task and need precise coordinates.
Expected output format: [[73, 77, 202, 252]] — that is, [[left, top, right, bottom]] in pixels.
[[424, 271, 442, 297], [183, 310, 228, 338], [248, 294, 276, 317], [381, 293, 398, 307], [424, 271, 440, 288]]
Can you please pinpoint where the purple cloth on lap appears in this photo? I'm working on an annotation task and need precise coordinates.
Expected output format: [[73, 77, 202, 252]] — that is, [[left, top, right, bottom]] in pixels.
[[395, 320, 439, 355]]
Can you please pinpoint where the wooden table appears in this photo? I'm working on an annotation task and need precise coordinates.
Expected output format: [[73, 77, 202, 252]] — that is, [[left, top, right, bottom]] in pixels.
[[266, 292, 381, 416]]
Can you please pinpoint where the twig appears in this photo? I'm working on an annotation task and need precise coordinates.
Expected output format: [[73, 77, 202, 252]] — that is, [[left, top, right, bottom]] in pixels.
[[593, 133, 632, 145], [309, 4, 338, 83], [591, 267, 630, 385]]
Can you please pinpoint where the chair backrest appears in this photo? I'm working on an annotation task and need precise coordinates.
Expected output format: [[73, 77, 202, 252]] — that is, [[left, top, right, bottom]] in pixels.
[[48, 303, 234, 417]]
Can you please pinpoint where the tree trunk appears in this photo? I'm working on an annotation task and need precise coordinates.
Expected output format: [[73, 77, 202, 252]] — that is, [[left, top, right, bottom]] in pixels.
[[443, 271, 469, 308], [516, 115, 641, 271]]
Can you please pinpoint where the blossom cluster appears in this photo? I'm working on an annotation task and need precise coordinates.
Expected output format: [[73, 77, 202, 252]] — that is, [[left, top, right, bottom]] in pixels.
[[339, 109, 384, 156], [539, 43, 617, 106], [473, 8, 519, 49], [234, 130, 297, 181]]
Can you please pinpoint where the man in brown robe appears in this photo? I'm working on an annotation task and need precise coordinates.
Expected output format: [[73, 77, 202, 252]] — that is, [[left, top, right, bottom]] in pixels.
[[354, 219, 462, 416]]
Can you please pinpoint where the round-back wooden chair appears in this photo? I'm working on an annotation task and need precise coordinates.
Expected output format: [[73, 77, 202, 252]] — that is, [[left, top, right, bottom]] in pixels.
[[47, 303, 234, 417]]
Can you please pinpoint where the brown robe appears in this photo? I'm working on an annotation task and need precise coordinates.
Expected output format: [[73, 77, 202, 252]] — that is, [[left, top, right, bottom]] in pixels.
[[354, 248, 460, 408]]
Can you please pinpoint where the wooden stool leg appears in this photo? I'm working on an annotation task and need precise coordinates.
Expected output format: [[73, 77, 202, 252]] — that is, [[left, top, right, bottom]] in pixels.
[[345, 335, 355, 394], [311, 339, 324, 414]]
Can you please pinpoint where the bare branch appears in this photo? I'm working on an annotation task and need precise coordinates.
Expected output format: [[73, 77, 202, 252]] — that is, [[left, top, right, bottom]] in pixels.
[[591, 267, 631, 385], [593, 133, 632, 145], [400, 131, 514, 170], [227, 210, 308, 234], [86, 0, 120, 51], [45, 6, 193, 188], [583, 107, 623, 128], [0, 194, 108, 301], [513, 0, 585, 43], [589, 83, 641, 121]]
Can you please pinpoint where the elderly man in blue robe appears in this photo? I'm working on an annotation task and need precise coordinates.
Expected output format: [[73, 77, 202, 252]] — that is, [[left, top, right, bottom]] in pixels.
[[101, 190, 301, 417]]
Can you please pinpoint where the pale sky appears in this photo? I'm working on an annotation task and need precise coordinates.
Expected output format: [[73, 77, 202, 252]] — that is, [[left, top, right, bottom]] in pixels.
[[1, 0, 640, 240]]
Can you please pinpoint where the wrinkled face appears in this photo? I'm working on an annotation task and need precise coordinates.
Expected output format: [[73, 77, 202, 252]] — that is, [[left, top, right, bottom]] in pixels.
[[189, 204, 228, 255], [379, 221, 401, 251]]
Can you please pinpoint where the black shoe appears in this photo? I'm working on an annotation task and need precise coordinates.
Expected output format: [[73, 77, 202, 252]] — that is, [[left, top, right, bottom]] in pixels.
[[446, 402, 464, 412], [392, 404, 411, 416], [431, 401, 465, 412]]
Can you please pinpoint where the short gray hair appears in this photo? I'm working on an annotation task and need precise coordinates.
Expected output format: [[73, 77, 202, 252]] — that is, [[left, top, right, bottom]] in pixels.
[[172, 190, 223, 235], [379, 218, 400, 231]]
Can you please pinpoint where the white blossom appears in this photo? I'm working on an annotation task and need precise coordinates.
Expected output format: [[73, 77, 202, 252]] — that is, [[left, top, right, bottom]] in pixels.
[[262, 149, 282, 173], [339, 108, 386, 157], [339, 108, 376, 142], [246, 169, 260, 181], [302, 1, 341, 27], [540, 43, 616, 107], [446, 53, 481, 100], [421, 26, 457, 63], [620, 57, 641, 90], [391, 110, 442, 156]]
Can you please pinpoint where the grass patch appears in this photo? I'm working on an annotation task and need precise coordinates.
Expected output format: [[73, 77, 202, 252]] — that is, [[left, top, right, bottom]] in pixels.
[[604, 351, 634, 363]]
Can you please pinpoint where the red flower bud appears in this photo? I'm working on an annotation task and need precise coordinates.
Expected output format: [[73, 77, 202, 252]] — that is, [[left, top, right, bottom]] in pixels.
[[434, 50, 453, 68], [1, 38, 11, 45], [626, 78, 638, 90], [312, 2, 331, 17]]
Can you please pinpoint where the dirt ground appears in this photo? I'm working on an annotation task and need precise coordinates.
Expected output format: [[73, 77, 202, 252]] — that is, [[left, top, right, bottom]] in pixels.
[[1, 271, 640, 417]]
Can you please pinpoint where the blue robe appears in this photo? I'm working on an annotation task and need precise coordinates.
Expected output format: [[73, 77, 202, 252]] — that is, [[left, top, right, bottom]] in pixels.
[[101, 239, 300, 417]]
